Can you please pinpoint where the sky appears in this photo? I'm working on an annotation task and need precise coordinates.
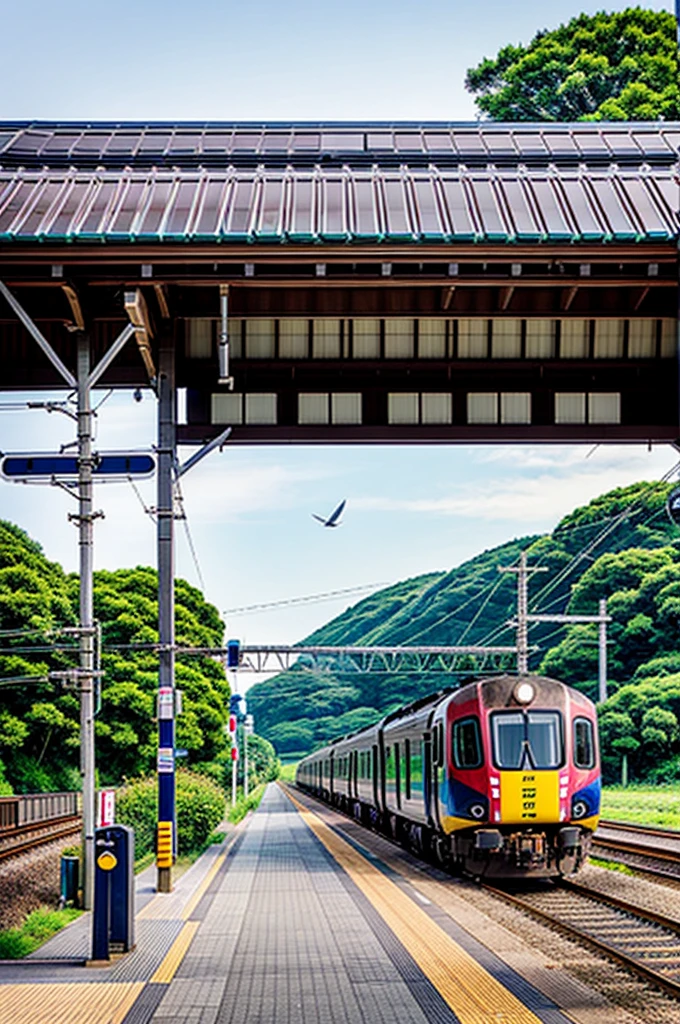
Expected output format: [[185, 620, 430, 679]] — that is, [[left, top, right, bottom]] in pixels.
[[0, 0, 677, 692]]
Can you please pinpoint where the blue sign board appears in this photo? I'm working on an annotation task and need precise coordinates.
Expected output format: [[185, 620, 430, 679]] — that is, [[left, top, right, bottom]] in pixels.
[[1, 453, 155, 479]]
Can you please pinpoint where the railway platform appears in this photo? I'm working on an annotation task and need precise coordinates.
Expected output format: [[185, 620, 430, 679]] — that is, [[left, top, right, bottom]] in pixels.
[[0, 784, 645, 1024]]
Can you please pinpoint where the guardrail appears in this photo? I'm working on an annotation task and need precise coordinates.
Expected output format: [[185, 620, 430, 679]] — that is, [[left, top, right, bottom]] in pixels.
[[0, 792, 81, 833]]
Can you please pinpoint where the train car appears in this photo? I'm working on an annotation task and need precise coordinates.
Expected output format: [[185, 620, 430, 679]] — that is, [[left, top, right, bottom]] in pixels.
[[296, 674, 600, 879]]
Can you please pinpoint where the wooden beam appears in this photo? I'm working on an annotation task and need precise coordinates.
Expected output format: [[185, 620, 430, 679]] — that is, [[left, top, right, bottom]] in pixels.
[[442, 285, 456, 311], [560, 286, 579, 311], [154, 283, 171, 319], [61, 284, 85, 330], [633, 286, 650, 312], [499, 286, 514, 311]]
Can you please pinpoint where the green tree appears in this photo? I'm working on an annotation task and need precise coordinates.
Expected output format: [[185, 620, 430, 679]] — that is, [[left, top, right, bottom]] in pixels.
[[465, 8, 679, 121]]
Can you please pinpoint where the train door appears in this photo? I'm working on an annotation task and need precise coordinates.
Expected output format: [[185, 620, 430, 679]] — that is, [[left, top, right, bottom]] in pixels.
[[423, 732, 433, 823], [348, 752, 354, 800], [330, 753, 335, 801], [353, 750, 359, 799], [372, 744, 379, 808]]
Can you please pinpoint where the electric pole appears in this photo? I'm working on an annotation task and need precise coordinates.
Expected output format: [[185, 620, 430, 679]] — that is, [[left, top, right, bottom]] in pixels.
[[499, 551, 547, 674]]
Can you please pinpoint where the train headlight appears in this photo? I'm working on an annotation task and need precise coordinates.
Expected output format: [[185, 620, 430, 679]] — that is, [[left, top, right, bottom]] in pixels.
[[469, 803, 486, 820], [572, 800, 588, 820], [513, 681, 535, 705]]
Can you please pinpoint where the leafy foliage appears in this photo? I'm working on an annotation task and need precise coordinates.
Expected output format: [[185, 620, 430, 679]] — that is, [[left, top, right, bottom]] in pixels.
[[465, 8, 679, 121], [249, 479, 679, 768], [0, 522, 230, 792], [116, 769, 225, 858]]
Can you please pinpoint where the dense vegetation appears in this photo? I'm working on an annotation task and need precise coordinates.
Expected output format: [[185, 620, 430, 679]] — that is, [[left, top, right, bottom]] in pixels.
[[0, 520, 278, 797], [465, 8, 679, 121], [4, 474, 680, 791], [248, 479, 680, 784]]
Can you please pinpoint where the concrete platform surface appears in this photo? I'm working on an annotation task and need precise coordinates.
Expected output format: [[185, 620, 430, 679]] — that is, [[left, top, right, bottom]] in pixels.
[[0, 784, 647, 1024]]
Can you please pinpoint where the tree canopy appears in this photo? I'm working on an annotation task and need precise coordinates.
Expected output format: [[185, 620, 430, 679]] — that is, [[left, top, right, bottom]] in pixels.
[[0, 521, 233, 792], [465, 8, 679, 121]]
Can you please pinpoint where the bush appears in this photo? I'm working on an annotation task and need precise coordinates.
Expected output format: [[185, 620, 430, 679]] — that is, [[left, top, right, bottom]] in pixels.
[[175, 770, 225, 855], [116, 769, 226, 859]]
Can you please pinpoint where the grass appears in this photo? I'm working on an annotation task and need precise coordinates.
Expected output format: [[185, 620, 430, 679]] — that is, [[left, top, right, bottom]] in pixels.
[[228, 784, 266, 825], [601, 784, 680, 829], [0, 907, 82, 959], [277, 763, 298, 783], [589, 856, 635, 876]]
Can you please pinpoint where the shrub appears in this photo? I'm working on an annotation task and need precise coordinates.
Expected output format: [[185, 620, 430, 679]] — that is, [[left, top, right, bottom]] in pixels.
[[175, 771, 225, 854], [116, 769, 226, 859]]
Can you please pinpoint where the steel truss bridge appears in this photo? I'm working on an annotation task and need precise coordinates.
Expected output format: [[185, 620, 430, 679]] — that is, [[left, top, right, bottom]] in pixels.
[[180, 644, 519, 675]]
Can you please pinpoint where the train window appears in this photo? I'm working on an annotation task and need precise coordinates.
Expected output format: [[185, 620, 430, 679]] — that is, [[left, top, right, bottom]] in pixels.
[[574, 718, 595, 769], [492, 711, 563, 769], [404, 739, 411, 799], [452, 717, 483, 769]]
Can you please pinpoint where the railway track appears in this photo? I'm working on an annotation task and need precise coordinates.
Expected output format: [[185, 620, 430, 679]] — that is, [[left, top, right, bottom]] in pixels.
[[484, 877, 680, 999], [593, 819, 680, 881], [0, 815, 81, 864]]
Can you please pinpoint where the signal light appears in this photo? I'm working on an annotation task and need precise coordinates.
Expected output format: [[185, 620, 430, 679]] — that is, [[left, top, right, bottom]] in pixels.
[[229, 715, 237, 734], [231, 746, 239, 762], [227, 640, 240, 668]]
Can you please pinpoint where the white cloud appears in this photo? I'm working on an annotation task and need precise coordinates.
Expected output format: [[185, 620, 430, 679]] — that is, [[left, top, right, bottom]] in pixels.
[[176, 460, 331, 523], [356, 449, 679, 527]]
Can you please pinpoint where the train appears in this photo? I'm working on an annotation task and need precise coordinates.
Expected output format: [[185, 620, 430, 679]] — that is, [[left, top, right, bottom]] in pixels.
[[296, 673, 600, 879]]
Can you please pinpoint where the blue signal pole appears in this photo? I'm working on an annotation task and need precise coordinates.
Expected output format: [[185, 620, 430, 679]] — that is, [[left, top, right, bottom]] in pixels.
[[157, 330, 176, 893]]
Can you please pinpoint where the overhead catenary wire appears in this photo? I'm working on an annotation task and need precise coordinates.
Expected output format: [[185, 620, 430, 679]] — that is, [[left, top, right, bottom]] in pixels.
[[223, 582, 391, 616]]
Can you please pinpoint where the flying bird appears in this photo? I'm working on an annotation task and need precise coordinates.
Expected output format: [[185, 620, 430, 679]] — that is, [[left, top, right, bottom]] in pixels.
[[312, 499, 346, 528]]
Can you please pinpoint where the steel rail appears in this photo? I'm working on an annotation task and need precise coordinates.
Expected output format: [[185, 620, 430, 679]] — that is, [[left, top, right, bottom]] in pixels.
[[483, 880, 680, 1001], [598, 819, 680, 840], [0, 816, 81, 864]]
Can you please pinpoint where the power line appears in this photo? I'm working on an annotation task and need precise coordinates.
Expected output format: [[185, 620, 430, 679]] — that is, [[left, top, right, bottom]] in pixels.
[[223, 582, 390, 616]]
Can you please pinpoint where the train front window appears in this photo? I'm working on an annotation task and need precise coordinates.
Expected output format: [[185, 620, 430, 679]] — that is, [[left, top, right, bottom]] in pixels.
[[492, 711, 563, 769], [452, 717, 483, 769]]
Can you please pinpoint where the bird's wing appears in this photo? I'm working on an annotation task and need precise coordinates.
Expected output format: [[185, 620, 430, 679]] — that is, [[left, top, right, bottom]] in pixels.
[[311, 514, 327, 524], [327, 499, 346, 525]]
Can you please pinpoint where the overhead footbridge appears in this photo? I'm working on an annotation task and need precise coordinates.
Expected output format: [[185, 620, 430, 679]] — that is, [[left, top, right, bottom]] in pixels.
[[0, 120, 677, 443]]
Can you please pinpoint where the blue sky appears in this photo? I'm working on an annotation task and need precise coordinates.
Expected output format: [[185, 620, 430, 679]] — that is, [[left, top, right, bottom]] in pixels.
[[1, 0, 673, 121], [0, 0, 677, 689]]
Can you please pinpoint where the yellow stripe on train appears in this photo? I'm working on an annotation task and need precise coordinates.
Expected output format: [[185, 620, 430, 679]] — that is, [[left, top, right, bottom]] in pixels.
[[499, 770, 560, 824]]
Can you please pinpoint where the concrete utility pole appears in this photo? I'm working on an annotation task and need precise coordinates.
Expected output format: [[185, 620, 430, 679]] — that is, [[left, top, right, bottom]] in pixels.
[[506, 550, 612, 700], [499, 552, 547, 674], [598, 599, 608, 704], [76, 334, 96, 911], [243, 713, 254, 800], [156, 333, 176, 894]]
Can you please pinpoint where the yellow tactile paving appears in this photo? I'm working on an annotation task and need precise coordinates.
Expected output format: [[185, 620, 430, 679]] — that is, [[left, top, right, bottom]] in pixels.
[[286, 789, 545, 1024], [0, 981, 144, 1024], [150, 920, 200, 983]]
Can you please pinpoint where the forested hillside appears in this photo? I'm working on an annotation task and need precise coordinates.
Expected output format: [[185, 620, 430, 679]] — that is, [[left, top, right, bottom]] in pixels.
[[0, 520, 233, 793], [247, 478, 680, 783], [3, 474, 680, 791]]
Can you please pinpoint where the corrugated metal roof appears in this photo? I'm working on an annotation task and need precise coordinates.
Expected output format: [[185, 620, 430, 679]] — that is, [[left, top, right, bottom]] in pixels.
[[0, 121, 678, 169], [0, 165, 676, 244]]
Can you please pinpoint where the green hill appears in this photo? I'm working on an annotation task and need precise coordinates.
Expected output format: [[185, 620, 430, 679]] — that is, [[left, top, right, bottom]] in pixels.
[[247, 478, 680, 782]]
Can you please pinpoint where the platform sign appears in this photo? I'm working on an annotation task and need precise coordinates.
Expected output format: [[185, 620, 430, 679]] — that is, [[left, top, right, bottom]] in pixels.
[[1, 452, 155, 480], [97, 789, 116, 828], [157, 747, 174, 773]]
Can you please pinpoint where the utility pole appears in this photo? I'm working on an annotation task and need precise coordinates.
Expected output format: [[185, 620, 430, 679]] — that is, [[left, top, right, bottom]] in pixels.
[[243, 713, 253, 800], [598, 598, 608, 704], [157, 332, 176, 894], [499, 551, 547, 674], [76, 334, 96, 911]]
